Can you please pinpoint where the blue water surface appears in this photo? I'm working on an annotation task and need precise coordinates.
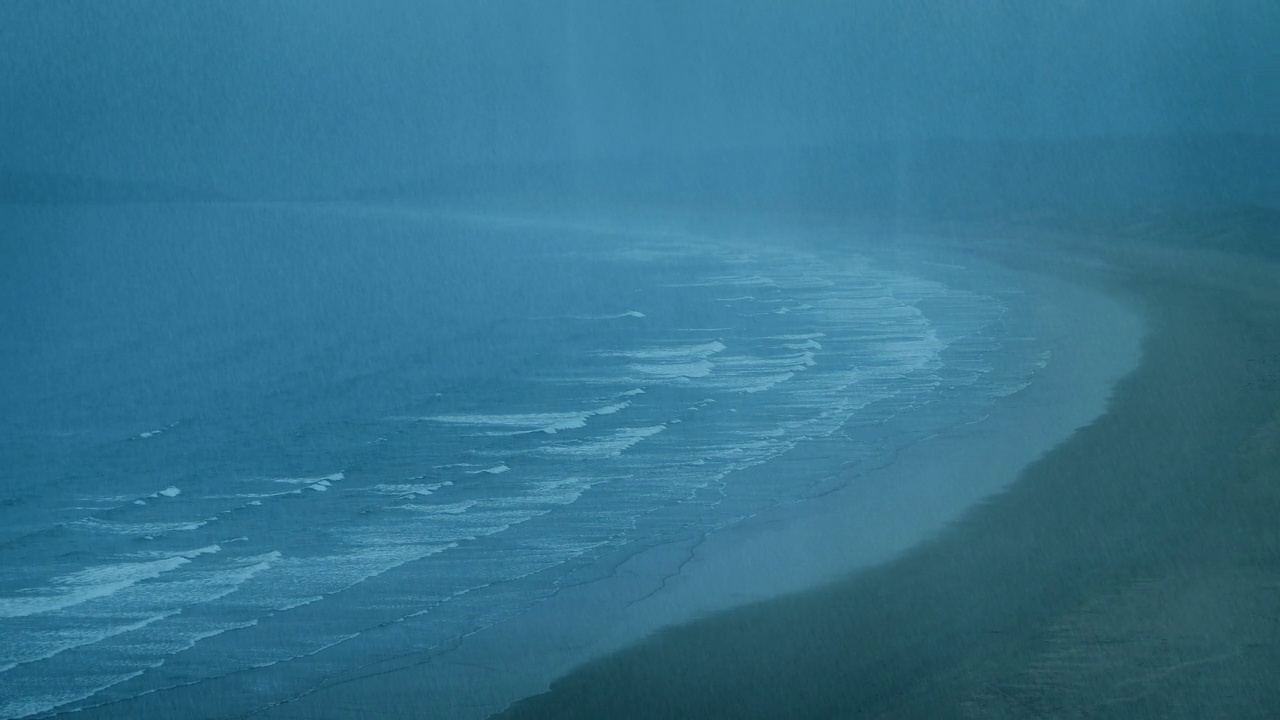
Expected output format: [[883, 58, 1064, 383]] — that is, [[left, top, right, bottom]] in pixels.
[[0, 204, 1046, 718]]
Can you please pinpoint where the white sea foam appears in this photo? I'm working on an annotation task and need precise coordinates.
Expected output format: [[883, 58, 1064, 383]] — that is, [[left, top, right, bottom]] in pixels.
[[537, 425, 666, 459], [0, 668, 148, 720], [630, 359, 714, 380], [224, 489, 302, 500], [730, 372, 795, 393], [158, 550, 281, 606], [77, 518, 210, 535], [274, 595, 324, 611], [771, 333, 825, 340], [993, 380, 1034, 397], [132, 421, 180, 442], [372, 481, 451, 497], [608, 340, 726, 360], [467, 464, 509, 475], [262, 542, 458, 612], [534, 477, 600, 505], [772, 303, 814, 315], [427, 400, 631, 435], [0, 613, 266, 720], [155, 486, 181, 498], [268, 472, 345, 485], [0, 610, 178, 673], [570, 310, 646, 320], [0, 545, 220, 618], [397, 500, 477, 515], [86, 495, 137, 503], [684, 274, 777, 288], [0, 224, 1045, 719]]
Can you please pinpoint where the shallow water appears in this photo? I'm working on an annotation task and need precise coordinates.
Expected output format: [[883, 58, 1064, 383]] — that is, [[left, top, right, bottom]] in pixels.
[[0, 204, 1048, 718]]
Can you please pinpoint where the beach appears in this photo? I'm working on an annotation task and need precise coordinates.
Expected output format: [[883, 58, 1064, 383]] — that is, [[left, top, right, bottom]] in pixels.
[[6, 3, 1275, 718], [492, 225, 1280, 718], [230, 227, 1164, 720], [44, 216, 1278, 720], [9, 208, 1084, 720]]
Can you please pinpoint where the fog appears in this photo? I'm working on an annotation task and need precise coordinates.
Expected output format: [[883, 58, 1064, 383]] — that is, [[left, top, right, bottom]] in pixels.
[[2, 4, 1278, 719], [3, 1, 1276, 209]]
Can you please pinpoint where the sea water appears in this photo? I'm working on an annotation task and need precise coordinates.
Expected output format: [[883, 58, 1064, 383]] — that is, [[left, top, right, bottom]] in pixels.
[[0, 204, 1047, 718]]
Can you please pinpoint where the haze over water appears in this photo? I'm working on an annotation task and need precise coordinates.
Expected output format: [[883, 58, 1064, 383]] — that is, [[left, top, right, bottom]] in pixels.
[[1, 2, 1275, 718]]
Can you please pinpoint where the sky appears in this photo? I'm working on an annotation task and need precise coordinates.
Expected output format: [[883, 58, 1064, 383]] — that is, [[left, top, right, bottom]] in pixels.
[[1, 0, 1275, 193]]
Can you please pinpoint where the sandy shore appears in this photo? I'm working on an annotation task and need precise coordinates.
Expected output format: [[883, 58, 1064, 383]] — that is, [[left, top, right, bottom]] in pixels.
[[219, 235, 1146, 720], [493, 231, 1280, 718], [60, 224, 1274, 720]]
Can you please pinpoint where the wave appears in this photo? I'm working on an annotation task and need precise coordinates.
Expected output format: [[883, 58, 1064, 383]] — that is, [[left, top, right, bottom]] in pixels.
[[703, 371, 796, 394], [606, 340, 726, 361], [125, 486, 183, 507], [676, 274, 778, 288], [221, 488, 305, 500], [0, 545, 221, 619], [0, 668, 148, 720], [0, 610, 178, 674], [0, 218, 1050, 719], [259, 542, 458, 615], [770, 332, 826, 340], [267, 472, 345, 485], [537, 424, 666, 459], [772, 303, 814, 315], [425, 400, 632, 435], [569, 310, 645, 320], [246, 472, 346, 494], [131, 421, 180, 441], [630, 359, 714, 380], [74, 518, 210, 535], [466, 464, 510, 475], [371, 481, 451, 498], [396, 500, 476, 515], [0, 615, 265, 720], [528, 477, 599, 506], [720, 351, 815, 371]]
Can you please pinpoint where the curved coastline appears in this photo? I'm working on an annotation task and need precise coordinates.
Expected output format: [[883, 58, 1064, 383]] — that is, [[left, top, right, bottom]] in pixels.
[[494, 230, 1280, 719], [229, 231, 1148, 720]]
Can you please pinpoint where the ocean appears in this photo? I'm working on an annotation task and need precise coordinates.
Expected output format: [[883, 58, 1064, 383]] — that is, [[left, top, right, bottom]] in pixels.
[[0, 203, 1048, 718]]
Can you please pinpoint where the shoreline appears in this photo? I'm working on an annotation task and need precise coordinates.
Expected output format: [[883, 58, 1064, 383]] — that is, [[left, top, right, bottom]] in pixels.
[[232, 235, 1146, 720], [497, 231, 1280, 718]]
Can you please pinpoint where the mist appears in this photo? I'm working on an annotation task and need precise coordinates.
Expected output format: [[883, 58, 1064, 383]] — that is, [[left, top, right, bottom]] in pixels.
[[3, 1, 1275, 209], [2, 4, 1278, 719]]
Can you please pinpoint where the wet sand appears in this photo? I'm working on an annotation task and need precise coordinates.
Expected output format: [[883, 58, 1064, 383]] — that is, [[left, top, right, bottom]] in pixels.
[[62, 222, 1275, 720], [230, 233, 1146, 720], [496, 230, 1280, 718]]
